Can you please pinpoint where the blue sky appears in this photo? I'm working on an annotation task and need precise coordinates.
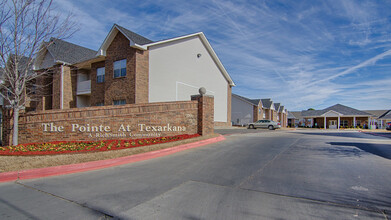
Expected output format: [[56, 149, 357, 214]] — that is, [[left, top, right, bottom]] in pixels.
[[54, 0, 391, 111]]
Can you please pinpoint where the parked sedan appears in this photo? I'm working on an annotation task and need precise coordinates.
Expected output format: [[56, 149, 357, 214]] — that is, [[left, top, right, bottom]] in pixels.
[[247, 120, 281, 130], [386, 122, 391, 130]]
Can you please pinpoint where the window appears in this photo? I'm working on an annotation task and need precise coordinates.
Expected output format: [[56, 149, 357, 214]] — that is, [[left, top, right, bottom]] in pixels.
[[357, 120, 361, 126], [114, 59, 126, 78], [340, 120, 348, 127], [263, 113, 266, 118], [113, 99, 126, 105], [96, 102, 104, 106], [97, 67, 105, 83]]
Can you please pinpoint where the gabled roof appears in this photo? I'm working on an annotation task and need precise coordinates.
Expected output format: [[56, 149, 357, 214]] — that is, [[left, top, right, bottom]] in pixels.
[[290, 111, 303, 120], [97, 24, 153, 56], [378, 110, 391, 119], [279, 105, 285, 113], [287, 111, 297, 119], [261, 99, 273, 109], [144, 32, 235, 86], [302, 104, 372, 117], [274, 103, 281, 112], [47, 38, 97, 64], [232, 93, 260, 106], [363, 110, 388, 118], [34, 38, 97, 69], [116, 24, 153, 45]]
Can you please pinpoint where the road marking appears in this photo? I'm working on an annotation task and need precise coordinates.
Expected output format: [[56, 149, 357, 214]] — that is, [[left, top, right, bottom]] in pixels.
[[351, 186, 369, 192]]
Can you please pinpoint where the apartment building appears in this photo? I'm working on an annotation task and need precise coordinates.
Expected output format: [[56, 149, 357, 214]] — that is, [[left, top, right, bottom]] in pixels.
[[231, 94, 287, 127], [32, 24, 235, 125]]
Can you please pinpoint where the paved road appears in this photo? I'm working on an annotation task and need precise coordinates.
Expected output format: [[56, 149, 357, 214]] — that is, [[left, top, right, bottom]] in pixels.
[[1, 130, 390, 219]]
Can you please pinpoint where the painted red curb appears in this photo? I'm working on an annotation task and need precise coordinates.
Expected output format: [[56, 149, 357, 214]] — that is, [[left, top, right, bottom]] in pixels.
[[0, 135, 226, 183]]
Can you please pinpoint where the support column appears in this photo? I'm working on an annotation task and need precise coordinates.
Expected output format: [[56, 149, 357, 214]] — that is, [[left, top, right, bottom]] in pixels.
[[368, 117, 371, 129], [324, 116, 327, 129], [338, 116, 340, 130], [191, 94, 214, 136], [353, 116, 356, 128]]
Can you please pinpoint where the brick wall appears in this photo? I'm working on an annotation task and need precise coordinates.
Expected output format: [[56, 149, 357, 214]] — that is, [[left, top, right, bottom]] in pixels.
[[62, 66, 73, 109], [100, 32, 149, 106], [253, 106, 259, 122], [191, 95, 214, 135], [52, 65, 61, 109], [135, 50, 149, 103], [90, 61, 106, 106], [3, 96, 214, 146]]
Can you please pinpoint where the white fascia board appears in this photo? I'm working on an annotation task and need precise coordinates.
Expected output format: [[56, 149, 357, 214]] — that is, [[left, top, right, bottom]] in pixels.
[[96, 26, 118, 56], [270, 102, 275, 110], [144, 32, 236, 87]]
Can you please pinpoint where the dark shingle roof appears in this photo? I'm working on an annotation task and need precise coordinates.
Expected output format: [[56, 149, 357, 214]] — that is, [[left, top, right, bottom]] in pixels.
[[287, 111, 297, 119], [279, 105, 285, 113], [47, 38, 97, 64], [290, 111, 303, 120], [363, 110, 388, 118], [379, 110, 391, 119], [261, 99, 273, 109], [115, 24, 153, 45], [302, 104, 372, 117], [274, 103, 281, 111]]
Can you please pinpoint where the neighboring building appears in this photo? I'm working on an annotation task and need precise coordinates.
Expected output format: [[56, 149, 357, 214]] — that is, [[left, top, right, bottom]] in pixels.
[[301, 104, 373, 129], [33, 37, 97, 110], [378, 110, 391, 128], [260, 98, 275, 121], [363, 110, 389, 129], [231, 94, 287, 127], [231, 94, 260, 126], [32, 24, 235, 125], [287, 111, 297, 127]]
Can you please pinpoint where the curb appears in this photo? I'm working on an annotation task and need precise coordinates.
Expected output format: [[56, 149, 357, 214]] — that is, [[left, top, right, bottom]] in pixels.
[[0, 135, 226, 183]]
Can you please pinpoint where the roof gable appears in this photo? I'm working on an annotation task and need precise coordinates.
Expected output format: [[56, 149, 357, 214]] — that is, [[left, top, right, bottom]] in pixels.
[[145, 32, 235, 86], [274, 103, 281, 112], [261, 99, 273, 109], [97, 24, 153, 56], [287, 111, 297, 119], [34, 38, 96, 69], [379, 110, 391, 119]]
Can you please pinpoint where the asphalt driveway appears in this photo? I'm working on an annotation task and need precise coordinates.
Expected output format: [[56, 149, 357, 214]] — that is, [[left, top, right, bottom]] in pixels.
[[1, 129, 390, 219]]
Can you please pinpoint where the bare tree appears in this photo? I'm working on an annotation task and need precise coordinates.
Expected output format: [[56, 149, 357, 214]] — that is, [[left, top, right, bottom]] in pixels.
[[0, 0, 76, 145]]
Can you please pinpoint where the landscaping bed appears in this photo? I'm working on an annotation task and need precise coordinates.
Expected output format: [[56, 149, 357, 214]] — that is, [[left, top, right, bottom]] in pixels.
[[0, 134, 218, 172], [0, 134, 199, 156]]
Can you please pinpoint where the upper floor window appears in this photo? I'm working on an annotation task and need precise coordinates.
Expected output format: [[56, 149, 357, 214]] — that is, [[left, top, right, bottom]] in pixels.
[[114, 59, 126, 78], [97, 67, 105, 83], [96, 102, 104, 106], [113, 99, 126, 105]]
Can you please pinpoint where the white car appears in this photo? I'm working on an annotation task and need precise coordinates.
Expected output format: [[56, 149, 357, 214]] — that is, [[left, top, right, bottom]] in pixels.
[[247, 120, 281, 130]]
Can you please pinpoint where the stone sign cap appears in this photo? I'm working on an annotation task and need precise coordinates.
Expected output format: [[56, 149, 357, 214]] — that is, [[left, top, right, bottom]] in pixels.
[[199, 87, 206, 95]]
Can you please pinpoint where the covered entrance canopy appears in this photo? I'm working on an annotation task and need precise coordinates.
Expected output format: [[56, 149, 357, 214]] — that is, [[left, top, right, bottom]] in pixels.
[[301, 104, 374, 129]]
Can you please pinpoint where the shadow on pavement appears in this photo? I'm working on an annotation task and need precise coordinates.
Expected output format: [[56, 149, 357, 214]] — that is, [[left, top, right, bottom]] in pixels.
[[328, 142, 391, 160], [295, 132, 375, 139]]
